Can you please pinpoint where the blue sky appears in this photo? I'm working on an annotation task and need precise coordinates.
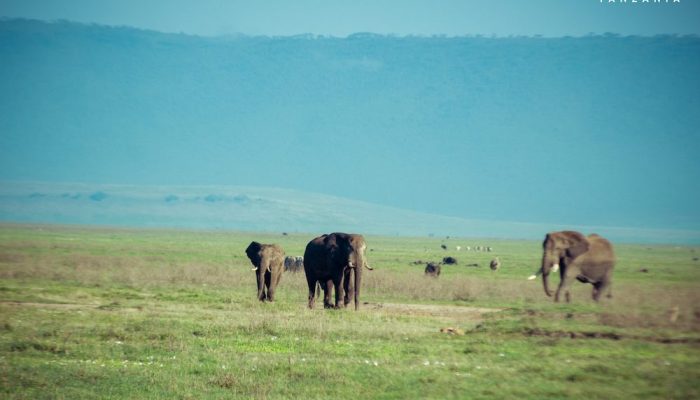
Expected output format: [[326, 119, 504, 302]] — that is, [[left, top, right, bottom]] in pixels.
[[0, 2, 699, 236], [1, 0, 699, 37]]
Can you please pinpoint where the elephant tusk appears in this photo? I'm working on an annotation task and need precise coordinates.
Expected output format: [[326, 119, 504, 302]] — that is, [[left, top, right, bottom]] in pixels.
[[552, 264, 560, 272], [364, 262, 374, 270], [251, 267, 258, 271], [348, 262, 355, 269], [527, 269, 542, 280]]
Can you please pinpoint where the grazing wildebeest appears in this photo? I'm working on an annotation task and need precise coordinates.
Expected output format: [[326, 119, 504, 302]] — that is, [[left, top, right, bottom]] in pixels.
[[425, 262, 441, 277], [284, 256, 303, 272], [284, 256, 296, 271], [490, 257, 501, 271]]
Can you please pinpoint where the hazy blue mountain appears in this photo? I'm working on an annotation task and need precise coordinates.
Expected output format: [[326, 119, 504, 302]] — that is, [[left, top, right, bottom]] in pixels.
[[1, 181, 697, 244], [1, 19, 698, 235]]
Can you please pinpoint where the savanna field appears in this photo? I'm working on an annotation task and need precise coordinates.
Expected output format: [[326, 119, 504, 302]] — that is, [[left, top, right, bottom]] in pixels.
[[0, 224, 698, 399]]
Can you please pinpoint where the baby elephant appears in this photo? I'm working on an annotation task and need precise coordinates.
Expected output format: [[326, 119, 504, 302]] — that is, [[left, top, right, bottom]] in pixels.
[[246, 241, 285, 302]]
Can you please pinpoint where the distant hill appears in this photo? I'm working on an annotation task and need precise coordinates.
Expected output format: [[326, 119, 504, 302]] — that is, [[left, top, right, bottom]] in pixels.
[[1, 182, 698, 244], [1, 19, 698, 234]]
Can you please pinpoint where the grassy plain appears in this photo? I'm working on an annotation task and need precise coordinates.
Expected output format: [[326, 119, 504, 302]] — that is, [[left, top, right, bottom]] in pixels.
[[0, 223, 698, 399]]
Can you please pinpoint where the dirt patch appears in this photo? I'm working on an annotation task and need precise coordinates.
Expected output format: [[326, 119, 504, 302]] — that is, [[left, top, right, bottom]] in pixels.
[[364, 302, 502, 322], [0, 301, 142, 312], [523, 327, 700, 344]]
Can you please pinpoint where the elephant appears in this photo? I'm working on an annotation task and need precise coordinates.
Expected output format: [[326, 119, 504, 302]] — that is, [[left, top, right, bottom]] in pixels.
[[528, 231, 615, 302], [245, 241, 285, 302], [303, 232, 373, 310], [425, 262, 441, 277]]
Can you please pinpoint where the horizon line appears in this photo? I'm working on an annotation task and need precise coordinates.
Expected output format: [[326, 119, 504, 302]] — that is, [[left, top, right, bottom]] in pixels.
[[2, 17, 699, 40]]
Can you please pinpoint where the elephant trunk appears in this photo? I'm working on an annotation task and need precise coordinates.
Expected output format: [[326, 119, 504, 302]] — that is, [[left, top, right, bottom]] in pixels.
[[542, 270, 553, 297], [257, 260, 267, 301], [354, 251, 364, 311], [541, 254, 559, 297]]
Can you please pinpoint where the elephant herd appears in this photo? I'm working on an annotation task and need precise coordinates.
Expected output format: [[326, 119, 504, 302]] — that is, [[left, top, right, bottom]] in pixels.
[[246, 230, 616, 308], [246, 232, 373, 310]]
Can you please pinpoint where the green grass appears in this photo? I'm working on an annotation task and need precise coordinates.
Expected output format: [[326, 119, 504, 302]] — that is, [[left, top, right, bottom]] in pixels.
[[0, 223, 698, 399]]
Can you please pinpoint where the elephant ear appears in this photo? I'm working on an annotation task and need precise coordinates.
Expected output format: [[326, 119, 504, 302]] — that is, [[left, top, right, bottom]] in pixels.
[[246, 241, 262, 262], [565, 233, 590, 259]]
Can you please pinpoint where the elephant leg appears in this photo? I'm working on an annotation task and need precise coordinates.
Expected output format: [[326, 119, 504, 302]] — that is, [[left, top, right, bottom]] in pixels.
[[344, 269, 354, 307], [267, 274, 276, 302], [333, 278, 345, 309], [598, 279, 612, 300], [263, 271, 273, 302], [555, 273, 576, 303], [306, 278, 317, 309], [323, 279, 334, 309], [591, 283, 600, 301]]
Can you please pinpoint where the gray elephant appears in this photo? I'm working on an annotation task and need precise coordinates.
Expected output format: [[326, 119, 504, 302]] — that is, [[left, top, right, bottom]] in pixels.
[[246, 241, 285, 302], [303, 232, 373, 310], [529, 231, 615, 302]]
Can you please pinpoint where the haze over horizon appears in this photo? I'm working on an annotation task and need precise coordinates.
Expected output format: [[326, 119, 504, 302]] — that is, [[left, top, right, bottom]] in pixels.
[[2, 0, 700, 38], [1, 2, 699, 241]]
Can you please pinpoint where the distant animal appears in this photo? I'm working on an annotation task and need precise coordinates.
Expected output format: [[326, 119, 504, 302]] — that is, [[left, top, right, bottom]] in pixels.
[[442, 256, 457, 265], [284, 256, 296, 270], [639, 268, 649, 273], [303, 232, 373, 310], [529, 231, 615, 303], [245, 241, 285, 302], [440, 244, 447, 250], [284, 256, 303, 272], [425, 262, 441, 277], [490, 257, 501, 271], [439, 327, 464, 335], [668, 306, 680, 323], [465, 263, 479, 267], [465, 246, 471, 251], [475, 246, 482, 251], [456, 246, 461, 251], [486, 246, 493, 252]]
